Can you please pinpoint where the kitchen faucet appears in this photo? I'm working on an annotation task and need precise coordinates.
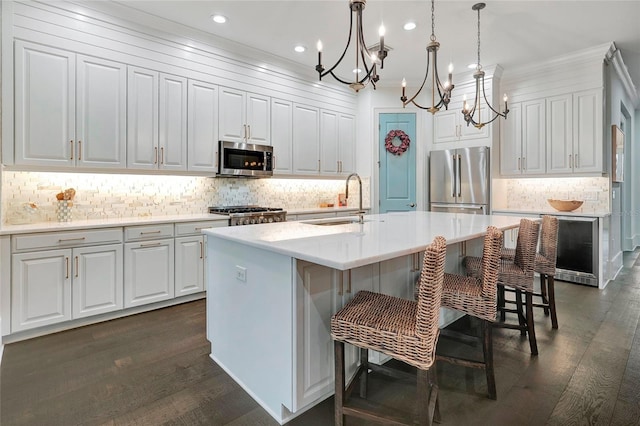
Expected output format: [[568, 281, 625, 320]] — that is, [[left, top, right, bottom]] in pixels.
[[345, 173, 365, 224]]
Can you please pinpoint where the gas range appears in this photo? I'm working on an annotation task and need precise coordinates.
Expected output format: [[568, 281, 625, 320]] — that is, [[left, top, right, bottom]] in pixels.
[[208, 205, 287, 226]]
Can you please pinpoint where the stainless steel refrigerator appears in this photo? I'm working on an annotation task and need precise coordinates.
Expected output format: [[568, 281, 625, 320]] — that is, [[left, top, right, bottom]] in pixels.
[[429, 146, 490, 214]]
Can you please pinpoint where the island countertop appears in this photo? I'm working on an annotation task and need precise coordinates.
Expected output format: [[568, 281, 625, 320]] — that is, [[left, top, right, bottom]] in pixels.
[[203, 211, 524, 270]]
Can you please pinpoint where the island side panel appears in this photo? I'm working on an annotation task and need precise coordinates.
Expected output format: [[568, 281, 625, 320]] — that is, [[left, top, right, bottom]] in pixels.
[[206, 236, 294, 422]]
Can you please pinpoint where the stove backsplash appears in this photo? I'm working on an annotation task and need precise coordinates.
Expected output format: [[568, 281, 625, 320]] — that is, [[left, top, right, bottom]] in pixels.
[[502, 177, 609, 212], [1, 171, 370, 224]]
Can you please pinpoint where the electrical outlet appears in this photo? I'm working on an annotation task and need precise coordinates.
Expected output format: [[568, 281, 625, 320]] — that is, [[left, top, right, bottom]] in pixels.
[[235, 265, 247, 282]]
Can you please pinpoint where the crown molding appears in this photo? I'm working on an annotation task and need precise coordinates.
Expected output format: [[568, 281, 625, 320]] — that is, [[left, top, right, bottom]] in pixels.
[[605, 42, 640, 108]]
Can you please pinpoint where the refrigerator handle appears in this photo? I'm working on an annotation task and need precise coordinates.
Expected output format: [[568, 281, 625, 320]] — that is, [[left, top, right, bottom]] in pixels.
[[457, 154, 462, 197], [451, 154, 457, 197]]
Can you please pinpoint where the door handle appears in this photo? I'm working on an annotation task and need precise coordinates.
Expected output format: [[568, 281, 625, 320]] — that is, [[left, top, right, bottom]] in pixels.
[[457, 154, 462, 197], [452, 154, 457, 197], [408, 203, 416, 208], [78, 141, 82, 161]]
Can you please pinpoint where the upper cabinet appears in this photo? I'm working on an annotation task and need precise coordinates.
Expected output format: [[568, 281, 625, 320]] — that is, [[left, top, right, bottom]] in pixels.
[[127, 68, 187, 171], [500, 99, 546, 176], [218, 87, 270, 145], [187, 80, 219, 172], [15, 42, 126, 168], [271, 98, 293, 174], [500, 89, 602, 177], [320, 111, 355, 175], [292, 104, 320, 175]]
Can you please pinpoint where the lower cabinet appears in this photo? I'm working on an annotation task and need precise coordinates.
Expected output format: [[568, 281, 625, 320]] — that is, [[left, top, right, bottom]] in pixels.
[[124, 238, 175, 308], [11, 243, 123, 332], [175, 236, 205, 296]]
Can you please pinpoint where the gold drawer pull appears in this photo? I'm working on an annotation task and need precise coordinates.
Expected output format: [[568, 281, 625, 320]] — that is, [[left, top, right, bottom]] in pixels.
[[140, 242, 161, 248]]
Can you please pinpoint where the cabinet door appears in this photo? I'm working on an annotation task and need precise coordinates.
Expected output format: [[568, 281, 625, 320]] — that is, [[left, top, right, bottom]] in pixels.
[[11, 249, 72, 331], [271, 98, 293, 174], [159, 74, 187, 171], [218, 87, 245, 143], [293, 261, 339, 411], [320, 110, 339, 174], [246, 92, 270, 145], [188, 80, 219, 172], [72, 244, 123, 318], [338, 113, 356, 174], [175, 236, 205, 296], [459, 118, 490, 141], [293, 104, 320, 174], [127, 66, 159, 169], [546, 94, 573, 174], [499, 102, 522, 176], [76, 55, 127, 169], [573, 89, 603, 173], [433, 110, 459, 144], [124, 239, 174, 308], [14, 41, 75, 167], [522, 99, 546, 175]]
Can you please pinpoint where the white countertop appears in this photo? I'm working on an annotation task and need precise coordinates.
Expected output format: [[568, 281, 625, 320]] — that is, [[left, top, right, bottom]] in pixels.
[[203, 211, 523, 270], [492, 208, 610, 218], [0, 213, 229, 235]]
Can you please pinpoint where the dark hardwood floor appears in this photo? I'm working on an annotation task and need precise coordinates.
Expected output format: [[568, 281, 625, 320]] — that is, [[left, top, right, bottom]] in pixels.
[[3, 250, 640, 425]]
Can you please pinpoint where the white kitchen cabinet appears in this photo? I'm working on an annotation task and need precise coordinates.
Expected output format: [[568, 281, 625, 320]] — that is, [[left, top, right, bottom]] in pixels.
[[72, 244, 123, 318], [218, 87, 270, 145], [188, 80, 219, 172], [174, 220, 226, 296], [11, 249, 71, 331], [14, 41, 126, 168], [293, 104, 320, 174], [11, 228, 124, 332], [128, 68, 186, 170], [546, 89, 603, 175], [546, 94, 574, 174], [124, 224, 175, 307], [271, 98, 293, 174], [127, 66, 159, 169], [434, 109, 489, 144], [158, 73, 188, 171], [572, 89, 603, 174], [320, 111, 355, 175], [499, 99, 545, 176]]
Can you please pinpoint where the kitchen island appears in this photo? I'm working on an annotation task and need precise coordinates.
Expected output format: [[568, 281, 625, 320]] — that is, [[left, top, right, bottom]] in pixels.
[[203, 211, 523, 424]]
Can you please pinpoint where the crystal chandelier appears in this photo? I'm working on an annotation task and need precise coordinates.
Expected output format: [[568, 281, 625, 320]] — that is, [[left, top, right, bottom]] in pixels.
[[315, 0, 387, 92], [462, 3, 509, 128], [400, 0, 454, 113]]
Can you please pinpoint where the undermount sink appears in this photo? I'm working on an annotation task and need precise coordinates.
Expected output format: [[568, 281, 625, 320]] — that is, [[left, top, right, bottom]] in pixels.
[[304, 218, 374, 226]]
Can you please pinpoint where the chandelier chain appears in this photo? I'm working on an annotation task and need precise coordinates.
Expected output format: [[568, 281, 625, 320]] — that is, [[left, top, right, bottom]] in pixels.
[[476, 6, 481, 69], [430, 0, 436, 42]]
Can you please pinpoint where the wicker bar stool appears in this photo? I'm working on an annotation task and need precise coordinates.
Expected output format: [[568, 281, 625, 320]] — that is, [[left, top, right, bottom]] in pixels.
[[331, 236, 447, 426], [437, 226, 503, 400], [465, 218, 540, 355], [501, 215, 560, 329]]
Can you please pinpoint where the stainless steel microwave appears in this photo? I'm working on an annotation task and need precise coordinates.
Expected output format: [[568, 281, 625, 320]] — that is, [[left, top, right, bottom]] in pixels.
[[217, 141, 273, 177]]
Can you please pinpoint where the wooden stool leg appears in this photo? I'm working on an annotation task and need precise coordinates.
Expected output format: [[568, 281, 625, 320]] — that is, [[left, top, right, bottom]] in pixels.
[[359, 347, 368, 398], [334, 341, 345, 426], [515, 289, 526, 336], [498, 285, 506, 322], [482, 320, 497, 400], [525, 292, 538, 355], [430, 367, 441, 423], [540, 274, 550, 315], [548, 276, 558, 329]]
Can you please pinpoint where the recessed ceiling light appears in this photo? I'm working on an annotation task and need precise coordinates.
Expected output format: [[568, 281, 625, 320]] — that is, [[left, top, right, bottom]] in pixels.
[[211, 14, 227, 24], [403, 22, 416, 31], [294, 45, 306, 53]]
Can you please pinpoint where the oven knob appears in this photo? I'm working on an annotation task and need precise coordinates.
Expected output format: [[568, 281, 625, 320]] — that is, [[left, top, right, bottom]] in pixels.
[[250, 218, 256, 224], [268, 217, 274, 223], [258, 217, 264, 224], [274, 216, 281, 222], [244, 218, 250, 225]]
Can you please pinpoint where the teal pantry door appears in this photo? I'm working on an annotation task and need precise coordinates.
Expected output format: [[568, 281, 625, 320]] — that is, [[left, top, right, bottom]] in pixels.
[[379, 113, 416, 213]]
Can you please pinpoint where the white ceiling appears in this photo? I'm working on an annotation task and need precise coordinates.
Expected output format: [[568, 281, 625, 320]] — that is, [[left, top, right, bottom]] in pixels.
[[111, 1, 640, 96]]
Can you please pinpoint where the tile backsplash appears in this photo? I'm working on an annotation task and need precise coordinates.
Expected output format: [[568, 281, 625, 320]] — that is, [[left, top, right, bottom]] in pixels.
[[1, 171, 370, 224], [503, 177, 609, 212]]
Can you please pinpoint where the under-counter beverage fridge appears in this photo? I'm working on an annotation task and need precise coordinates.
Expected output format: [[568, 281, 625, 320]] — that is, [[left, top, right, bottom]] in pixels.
[[429, 146, 490, 214]]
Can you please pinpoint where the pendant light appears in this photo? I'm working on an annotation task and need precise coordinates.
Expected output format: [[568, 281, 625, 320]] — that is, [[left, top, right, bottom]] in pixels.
[[400, 0, 454, 113], [462, 3, 509, 128], [315, 0, 387, 92]]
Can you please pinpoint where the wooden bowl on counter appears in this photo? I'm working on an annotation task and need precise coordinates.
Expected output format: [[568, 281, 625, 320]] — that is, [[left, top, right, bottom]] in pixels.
[[547, 199, 584, 212]]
